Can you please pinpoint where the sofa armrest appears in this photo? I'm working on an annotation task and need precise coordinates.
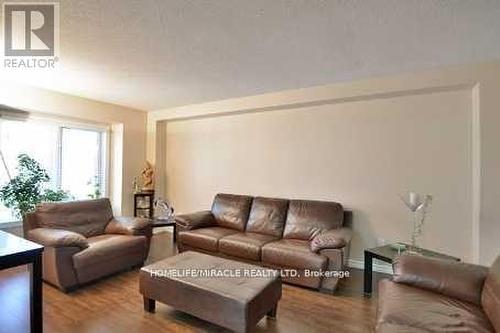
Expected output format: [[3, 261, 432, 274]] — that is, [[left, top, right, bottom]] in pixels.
[[175, 210, 215, 231], [310, 227, 353, 252], [105, 216, 152, 236], [393, 254, 489, 305], [27, 228, 88, 250]]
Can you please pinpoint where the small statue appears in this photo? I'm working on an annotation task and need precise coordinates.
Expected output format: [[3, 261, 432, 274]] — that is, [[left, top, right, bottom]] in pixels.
[[141, 161, 154, 192], [132, 177, 140, 193]]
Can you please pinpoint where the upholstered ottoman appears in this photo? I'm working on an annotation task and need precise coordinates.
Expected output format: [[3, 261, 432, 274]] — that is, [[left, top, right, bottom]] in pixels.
[[139, 251, 282, 333]]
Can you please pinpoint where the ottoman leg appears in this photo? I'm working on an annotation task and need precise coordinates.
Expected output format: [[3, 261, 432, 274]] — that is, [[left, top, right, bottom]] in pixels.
[[267, 304, 278, 319], [143, 296, 155, 313]]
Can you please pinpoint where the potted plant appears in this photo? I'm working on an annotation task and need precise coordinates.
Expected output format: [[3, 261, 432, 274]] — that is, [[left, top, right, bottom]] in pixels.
[[87, 175, 102, 199], [0, 154, 68, 219]]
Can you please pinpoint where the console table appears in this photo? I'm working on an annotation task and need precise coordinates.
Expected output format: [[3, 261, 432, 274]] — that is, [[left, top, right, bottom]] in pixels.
[[363, 243, 460, 297], [0, 230, 44, 333]]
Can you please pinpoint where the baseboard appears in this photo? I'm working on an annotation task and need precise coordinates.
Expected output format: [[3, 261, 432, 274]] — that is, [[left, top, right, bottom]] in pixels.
[[348, 259, 393, 275], [0, 220, 22, 229]]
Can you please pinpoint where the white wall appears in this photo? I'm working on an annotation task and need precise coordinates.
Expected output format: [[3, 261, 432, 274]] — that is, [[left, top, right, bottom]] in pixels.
[[0, 82, 147, 216], [163, 89, 472, 262], [149, 61, 500, 266]]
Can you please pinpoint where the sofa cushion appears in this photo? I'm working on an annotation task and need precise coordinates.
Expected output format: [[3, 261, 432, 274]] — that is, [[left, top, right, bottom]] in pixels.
[[376, 279, 494, 333], [283, 199, 343, 240], [35, 199, 113, 238], [393, 254, 488, 305], [482, 256, 500, 332], [73, 234, 146, 269], [211, 194, 253, 231], [28, 228, 89, 249], [246, 197, 288, 237], [310, 227, 353, 252], [261, 239, 327, 271], [219, 232, 277, 261], [178, 227, 239, 252]]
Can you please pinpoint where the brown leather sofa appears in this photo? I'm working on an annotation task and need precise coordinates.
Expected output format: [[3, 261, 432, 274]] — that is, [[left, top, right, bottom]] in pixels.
[[376, 254, 500, 332], [175, 193, 352, 292], [23, 198, 152, 292]]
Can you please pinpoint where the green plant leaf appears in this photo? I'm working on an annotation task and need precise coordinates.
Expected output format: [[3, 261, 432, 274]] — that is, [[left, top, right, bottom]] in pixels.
[[0, 154, 69, 218]]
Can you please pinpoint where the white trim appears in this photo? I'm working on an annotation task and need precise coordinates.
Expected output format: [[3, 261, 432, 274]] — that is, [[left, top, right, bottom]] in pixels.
[[471, 83, 481, 263], [56, 126, 63, 188], [109, 123, 124, 215], [0, 220, 22, 228], [151, 83, 474, 122], [100, 130, 110, 198], [348, 259, 393, 275], [32, 116, 110, 132], [0, 109, 111, 131]]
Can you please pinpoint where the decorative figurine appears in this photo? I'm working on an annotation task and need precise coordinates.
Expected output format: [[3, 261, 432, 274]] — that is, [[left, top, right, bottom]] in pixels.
[[132, 177, 140, 193], [154, 198, 174, 220], [141, 161, 155, 192]]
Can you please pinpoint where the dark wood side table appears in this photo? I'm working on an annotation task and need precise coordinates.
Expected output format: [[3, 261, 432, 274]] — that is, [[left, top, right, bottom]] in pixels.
[[151, 218, 176, 242], [363, 244, 460, 297], [0, 230, 44, 333], [134, 191, 155, 218]]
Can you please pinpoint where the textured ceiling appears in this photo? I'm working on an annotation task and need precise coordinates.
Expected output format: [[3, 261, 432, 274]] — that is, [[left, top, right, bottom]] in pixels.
[[2, 0, 500, 111]]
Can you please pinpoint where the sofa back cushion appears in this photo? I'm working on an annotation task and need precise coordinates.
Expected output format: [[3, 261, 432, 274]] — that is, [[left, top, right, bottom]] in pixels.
[[211, 194, 253, 231], [35, 198, 114, 237], [246, 197, 289, 237], [283, 199, 343, 240], [482, 256, 500, 332]]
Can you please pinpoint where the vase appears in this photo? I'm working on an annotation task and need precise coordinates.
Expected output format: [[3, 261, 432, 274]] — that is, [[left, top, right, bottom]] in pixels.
[[407, 211, 421, 254], [400, 192, 432, 255]]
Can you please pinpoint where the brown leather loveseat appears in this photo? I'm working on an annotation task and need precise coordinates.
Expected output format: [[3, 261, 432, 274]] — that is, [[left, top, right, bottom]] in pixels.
[[24, 198, 152, 292], [175, 193, 352, 292], [376, 254, 500, 332]]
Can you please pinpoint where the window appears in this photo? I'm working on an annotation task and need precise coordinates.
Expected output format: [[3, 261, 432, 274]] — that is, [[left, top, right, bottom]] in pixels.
[[61, 128, 107, 200], [0, 118, 108, 223]]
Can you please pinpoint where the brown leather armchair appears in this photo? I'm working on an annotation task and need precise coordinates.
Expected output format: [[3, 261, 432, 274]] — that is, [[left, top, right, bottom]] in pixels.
[[176, 193, 352, 292], [23, 198, 152, 292], [376, 254, 500, 332]]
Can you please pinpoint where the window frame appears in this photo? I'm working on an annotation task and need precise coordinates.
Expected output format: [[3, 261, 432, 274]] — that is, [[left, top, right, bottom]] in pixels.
[[59, 126, 109, 199], [0, 117, 110, 225]]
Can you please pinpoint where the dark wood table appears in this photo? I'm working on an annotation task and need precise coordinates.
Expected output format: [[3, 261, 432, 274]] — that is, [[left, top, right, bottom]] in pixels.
[[0, 230, 44, 333], [151, 218, 176, 242], [363, 243, 460, 297]]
